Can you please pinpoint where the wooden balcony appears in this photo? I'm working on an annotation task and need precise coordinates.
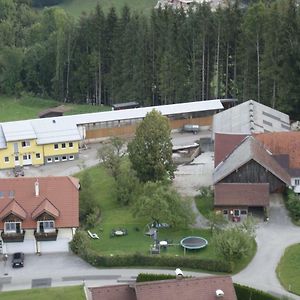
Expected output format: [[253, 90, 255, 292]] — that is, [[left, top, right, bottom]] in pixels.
[[34, 229, 58, 241], [1, 231, 25, 243]]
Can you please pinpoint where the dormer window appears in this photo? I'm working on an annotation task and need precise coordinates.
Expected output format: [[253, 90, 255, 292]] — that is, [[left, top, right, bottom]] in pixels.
[[37, 220, 55, 233], [5, 221, 22, 234]]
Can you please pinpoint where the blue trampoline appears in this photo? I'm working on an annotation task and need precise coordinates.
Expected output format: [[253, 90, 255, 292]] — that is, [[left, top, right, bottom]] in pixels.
[[180, 236, 208, 250]]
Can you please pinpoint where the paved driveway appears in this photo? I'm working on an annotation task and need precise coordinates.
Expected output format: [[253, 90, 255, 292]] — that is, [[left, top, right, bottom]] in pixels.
[[233, 194, 300, 299]]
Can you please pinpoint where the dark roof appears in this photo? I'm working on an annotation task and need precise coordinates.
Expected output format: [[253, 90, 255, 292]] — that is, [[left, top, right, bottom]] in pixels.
[[214, 183, 269, 207], [214, 133, 247, 167], [89, 276, 237, 300], [213, 136, 291, 185], [38, 105, 67, 118]]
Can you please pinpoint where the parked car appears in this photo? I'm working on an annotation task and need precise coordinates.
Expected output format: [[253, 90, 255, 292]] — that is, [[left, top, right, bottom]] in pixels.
[[12, 252, 24, 268], [13, 166, 24, 177]]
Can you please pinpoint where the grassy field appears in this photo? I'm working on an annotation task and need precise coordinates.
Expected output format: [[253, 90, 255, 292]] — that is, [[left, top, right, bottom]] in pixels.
[[0, 95, 110, 122], [0, 286, 85, 300], [75, 165, 256, 273], [277, 243, 300, 296], [57, 0, 157, 17]]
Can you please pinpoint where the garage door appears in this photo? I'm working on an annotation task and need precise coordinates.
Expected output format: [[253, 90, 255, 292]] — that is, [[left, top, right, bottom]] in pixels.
[[5, 240, 35, 254], [39, 239, 70, 253]]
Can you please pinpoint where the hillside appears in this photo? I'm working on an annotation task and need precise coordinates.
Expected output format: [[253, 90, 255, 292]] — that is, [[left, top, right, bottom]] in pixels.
[[57, 0, 157, 17]]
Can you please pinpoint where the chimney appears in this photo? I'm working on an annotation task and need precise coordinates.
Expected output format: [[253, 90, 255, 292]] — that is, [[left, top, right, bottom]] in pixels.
[[35, 179, 39, 197]]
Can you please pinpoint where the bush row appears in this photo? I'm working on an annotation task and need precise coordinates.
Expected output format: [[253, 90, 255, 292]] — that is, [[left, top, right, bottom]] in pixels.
[[234, 283, 280, 300], [283, 188, 300, 223], [136, 273, 176, 282]]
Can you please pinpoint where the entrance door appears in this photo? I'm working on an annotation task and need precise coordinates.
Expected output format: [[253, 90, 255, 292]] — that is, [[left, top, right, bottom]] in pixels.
[[22, 154, 32, 165]]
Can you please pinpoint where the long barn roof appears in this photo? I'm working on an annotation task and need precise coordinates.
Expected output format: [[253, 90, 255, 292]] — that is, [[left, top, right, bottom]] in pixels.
[[0, 100, 223, 146]]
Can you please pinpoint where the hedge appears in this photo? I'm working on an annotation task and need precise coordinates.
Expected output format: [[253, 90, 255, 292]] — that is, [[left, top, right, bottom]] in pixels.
[[70, 239, 232, 272], [234, 283, 280, 300], [136, 273, 176, 282]]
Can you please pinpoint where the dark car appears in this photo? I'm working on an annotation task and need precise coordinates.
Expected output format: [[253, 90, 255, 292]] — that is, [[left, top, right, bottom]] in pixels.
[[12, 252, 24, 268]]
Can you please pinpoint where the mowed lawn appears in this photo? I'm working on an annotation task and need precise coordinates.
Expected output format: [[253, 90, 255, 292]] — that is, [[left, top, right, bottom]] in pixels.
[[277, 243, 300, 296], [0, 95, 110, 122], [57, 0, 157, 17], [75, 166, 256, 273], [0, 286, 85, 300]]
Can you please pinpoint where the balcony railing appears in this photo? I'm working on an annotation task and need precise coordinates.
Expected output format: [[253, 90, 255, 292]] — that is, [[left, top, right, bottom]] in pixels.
[[1, 231, 25, 243], [34, 229, 58, 241]]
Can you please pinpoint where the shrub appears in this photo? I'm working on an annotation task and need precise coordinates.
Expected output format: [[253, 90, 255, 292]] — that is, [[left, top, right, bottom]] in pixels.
[[76, 249, 232, 273], [234, 283, 280, 300], [136, 273, 176, 282], [283, 189, 300, 222], [69, 230, 90, 255]]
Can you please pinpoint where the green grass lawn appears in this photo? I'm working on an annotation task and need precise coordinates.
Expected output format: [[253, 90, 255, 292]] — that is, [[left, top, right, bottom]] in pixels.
[[195, 188, 214, 219], [0, 285, 85, 300], [57, 0, 157, 17], [0, 95, 110, 122], [75, 166, 256, 272], [277, 243, 300, 296]]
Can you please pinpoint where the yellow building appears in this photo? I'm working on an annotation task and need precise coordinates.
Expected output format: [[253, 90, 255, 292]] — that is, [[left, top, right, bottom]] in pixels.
[[0, 118, 81, 170]]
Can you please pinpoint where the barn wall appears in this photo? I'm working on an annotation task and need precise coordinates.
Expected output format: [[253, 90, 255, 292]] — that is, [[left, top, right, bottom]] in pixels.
[[220, 160, 286, 192]]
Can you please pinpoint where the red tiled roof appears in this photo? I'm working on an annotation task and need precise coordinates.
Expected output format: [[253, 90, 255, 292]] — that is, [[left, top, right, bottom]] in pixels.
[[134, 276, 237, 300], [89, 284, 136, 300], [0, 176, 79, 229], [255, 132, 300, 169], [31, 198, 60, 219], [214, 183, 269, 206], [0, 200, 27, 220], [89, 276, 237, 300], [214, 133, 247, 167]]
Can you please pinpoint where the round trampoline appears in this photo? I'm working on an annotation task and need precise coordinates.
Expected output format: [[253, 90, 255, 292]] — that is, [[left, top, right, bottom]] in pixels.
[[180, 236, 208, 250]]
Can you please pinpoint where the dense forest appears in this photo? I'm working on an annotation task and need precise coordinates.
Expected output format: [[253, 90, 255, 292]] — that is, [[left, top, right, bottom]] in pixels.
[[0, 0, 300, 118]]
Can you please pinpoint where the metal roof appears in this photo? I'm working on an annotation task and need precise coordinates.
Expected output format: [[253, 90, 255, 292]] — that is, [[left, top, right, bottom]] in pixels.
[[213, 99, 290, 137], [0, 126, 6, 149], [1, 120, 37, 142], [31, 118, 81, 145], [0, 100, 223, 145], [62, 99, 223, 126]]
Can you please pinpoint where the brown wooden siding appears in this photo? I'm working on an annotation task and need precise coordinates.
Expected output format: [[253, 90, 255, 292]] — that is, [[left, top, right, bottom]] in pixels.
[[220, 160, 286, 192], [86, 116, 213, 140]]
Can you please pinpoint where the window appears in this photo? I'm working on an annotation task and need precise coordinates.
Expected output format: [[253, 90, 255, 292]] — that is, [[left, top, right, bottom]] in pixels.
[[21, 140, 30, 147], [47, 157, 52, 163], [4, 157, 9, 163], [14, 156, 19, 161], [69, 142, 73, 148], [8, 190, 15, 198], [69, 155, 74, 160], [61, 143, 66, 149], [0, 191, 4, 198], [62, 156, 67, 161], [223, 209, 228, 215], [241, 210, 248, 215], [54, 157, 59, 162], [38, 220, 55, 233], [5, 222, 21, 233], [36, 153, 41, 159], [234, 209, 240, 217], [54, 144, 59, 150], [295, 179, 300, 186], [23, 154, 28, 160]]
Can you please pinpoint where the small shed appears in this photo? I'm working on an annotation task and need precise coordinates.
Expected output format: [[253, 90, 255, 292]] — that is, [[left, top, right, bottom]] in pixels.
[[38, 105, 67, 118]]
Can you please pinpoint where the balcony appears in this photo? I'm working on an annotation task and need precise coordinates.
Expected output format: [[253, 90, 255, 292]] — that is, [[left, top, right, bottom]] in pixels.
[[1, 231, 25, 243], [34, 229, 58, 241]]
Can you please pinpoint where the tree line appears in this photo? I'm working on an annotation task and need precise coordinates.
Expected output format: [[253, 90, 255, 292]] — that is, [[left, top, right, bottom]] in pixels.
[[0, 0, 300, 118]]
